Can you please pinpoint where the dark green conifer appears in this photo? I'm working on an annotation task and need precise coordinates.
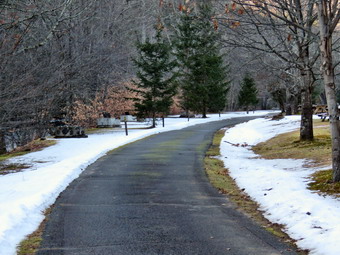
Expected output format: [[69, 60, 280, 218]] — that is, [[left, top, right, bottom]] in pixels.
[[173, 3, 229, 118], [238, 73, 259, 113], [132, 28, 177, 127]]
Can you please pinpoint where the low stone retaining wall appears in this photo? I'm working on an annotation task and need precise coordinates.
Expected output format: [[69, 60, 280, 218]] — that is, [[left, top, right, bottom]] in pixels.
[[49, 126, 87, 138], [0, 127, 44, 153]]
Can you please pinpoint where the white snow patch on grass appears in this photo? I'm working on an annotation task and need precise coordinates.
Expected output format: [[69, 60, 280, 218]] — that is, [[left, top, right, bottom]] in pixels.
[[220, 116, 340, 255]]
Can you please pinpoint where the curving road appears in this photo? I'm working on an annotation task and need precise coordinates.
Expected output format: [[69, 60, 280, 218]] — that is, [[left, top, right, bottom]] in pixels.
[[37, 117, 297, 255]]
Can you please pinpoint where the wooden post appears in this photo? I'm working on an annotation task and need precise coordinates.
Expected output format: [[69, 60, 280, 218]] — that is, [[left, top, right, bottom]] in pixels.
[[124, 117, 128, 136]]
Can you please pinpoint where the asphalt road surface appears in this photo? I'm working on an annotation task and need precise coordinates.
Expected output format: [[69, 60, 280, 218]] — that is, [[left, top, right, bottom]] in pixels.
[[37, 117, 297, 255]]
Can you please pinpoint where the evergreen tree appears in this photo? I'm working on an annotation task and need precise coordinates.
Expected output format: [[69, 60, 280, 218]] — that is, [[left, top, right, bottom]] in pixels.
[[172, 12, 200, 117], [206, 54, 230, 115], [238, 73, 259, 113], [173, 3, 229, 118], [132, 28, 177, 127]]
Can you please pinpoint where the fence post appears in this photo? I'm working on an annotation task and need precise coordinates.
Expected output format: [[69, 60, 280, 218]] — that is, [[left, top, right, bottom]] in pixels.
[[124, 117, 128, 136]]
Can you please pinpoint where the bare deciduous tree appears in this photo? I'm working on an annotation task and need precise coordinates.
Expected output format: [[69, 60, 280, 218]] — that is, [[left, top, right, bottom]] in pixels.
[[220, 0, 319, 140], [316, 0, 340, 182], [0, 0, 163, 151]]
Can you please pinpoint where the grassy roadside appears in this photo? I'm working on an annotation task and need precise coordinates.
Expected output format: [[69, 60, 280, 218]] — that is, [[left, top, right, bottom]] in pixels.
[[205, 129, 308, 254], [253, 119, 340, 196], [0, 139, 56, 161], [253, 120, 331, 167], [17, 207, 53, 255], [0, 139, 57, 175]]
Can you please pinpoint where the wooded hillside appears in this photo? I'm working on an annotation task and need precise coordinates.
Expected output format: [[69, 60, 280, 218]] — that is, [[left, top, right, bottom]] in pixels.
[[1, 1, 340, 160]]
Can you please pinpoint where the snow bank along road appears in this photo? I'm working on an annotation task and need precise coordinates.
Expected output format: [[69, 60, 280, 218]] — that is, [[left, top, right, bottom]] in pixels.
[[221, 116, 340, 255], [0, 111, 272, 255], [36, 116, 296, 255], [2, 113, 339, 254]]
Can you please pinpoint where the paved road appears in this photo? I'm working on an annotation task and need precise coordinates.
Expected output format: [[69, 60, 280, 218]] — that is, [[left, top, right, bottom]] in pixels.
[[37, 117, 297, 255]]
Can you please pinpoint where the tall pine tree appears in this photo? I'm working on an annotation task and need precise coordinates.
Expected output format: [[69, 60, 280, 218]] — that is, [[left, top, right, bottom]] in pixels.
[[132, 28, 177, 127], [173, 3, 229, 118], [238, 73, 259, 114], [172, 12, 200, 117]]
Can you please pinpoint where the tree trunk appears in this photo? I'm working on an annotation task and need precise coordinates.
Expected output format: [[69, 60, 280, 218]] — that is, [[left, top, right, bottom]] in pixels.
[[152, 112, 156, 128], [325, 75, 340, 182], [286, 88, 299, 116], [299, 69, 314, 141], [286, 104, 292, 115], [202, 104, 207, 118], [292, 97, 299, 115], [278, 100, 285, 114], [317, 1, 340, 182], [0, 131, 6, 154]]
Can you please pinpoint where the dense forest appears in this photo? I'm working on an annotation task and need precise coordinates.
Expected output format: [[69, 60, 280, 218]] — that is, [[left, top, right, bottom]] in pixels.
[[1, 1, 340, 180]]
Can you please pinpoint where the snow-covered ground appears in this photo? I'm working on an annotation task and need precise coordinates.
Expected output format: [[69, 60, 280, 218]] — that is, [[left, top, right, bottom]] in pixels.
[[220, 116, 340, 255], [0, 111, 270, 255], [1, 112, 338, 255]]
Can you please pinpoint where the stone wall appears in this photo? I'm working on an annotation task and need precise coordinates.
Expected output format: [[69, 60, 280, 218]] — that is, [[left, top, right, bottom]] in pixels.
[[0, 127, 45, 153], [49, 126, 87, 138]]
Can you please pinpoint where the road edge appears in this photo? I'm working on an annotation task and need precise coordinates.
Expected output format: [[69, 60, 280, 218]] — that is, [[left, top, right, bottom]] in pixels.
[[204, 128, 309, 255]]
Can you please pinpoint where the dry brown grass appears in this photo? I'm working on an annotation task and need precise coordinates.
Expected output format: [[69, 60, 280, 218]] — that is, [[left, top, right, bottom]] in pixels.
[[308, 170, 340, 197], [253, 119, 331, 167], [0, 139, 56, 162], [17, 207, 53, 255], [0, 139, 56, 175]]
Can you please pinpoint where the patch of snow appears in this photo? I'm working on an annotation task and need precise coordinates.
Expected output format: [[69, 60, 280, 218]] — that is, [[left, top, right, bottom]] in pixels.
[[220, 116, 340, 255]]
